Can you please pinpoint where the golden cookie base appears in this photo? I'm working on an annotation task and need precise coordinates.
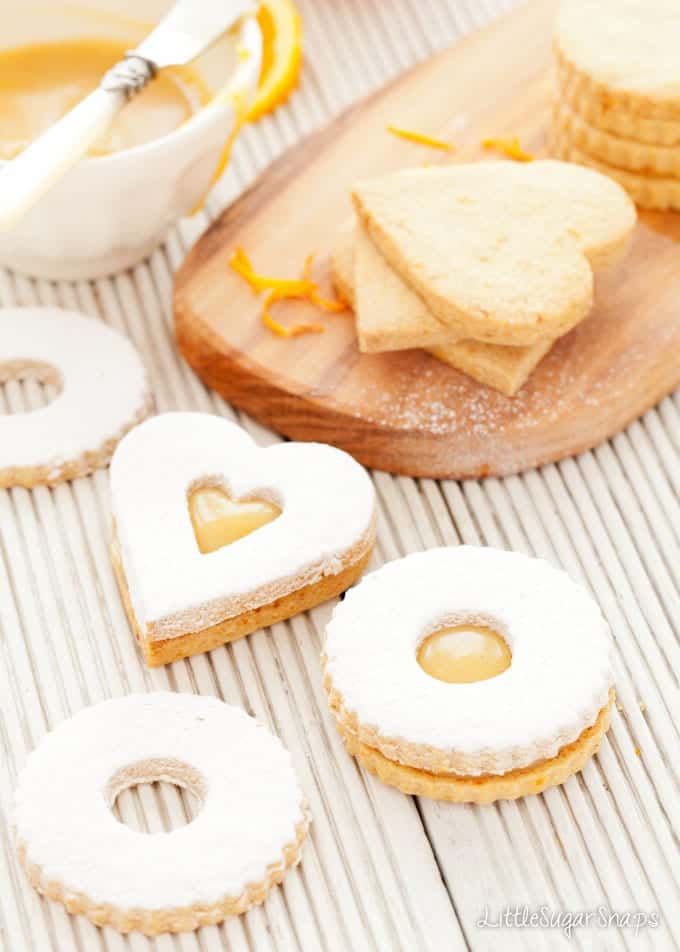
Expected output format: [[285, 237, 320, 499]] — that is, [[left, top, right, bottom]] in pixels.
[[16, 813, 309, 935], [334, 695, 613, 805], [0, 396, 154, 489], [112, 529, 375, 667]]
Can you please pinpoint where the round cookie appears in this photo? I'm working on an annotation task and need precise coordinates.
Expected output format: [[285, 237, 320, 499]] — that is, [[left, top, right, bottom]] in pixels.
[[0, 308, 152, 488], [323, 547, 614, 803], [555, 0, 680, 121], [556, 64, 680, 147], [14, 693, 309, 934], [553, 102, 680, 177], [550, 132, 680, 210]]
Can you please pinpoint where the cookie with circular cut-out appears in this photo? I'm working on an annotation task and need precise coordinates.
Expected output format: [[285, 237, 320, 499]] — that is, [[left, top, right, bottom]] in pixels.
[[323, 547, 614, 803], [0, 308, 152, 488], [14, 692, 309, 934]]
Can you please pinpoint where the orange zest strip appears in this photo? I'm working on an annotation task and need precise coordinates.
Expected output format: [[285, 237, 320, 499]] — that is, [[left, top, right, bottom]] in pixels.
[[482, 136, 534, 162], [229, 247, 316, 297], [261, 292, 324, 337], [309, 291, 347, 312], [230, 249, 343, 338], [387, 125, 454, 151]]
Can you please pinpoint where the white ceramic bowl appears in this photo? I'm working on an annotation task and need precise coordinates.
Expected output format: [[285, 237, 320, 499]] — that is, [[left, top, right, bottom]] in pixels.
[[0, 1, 262, 280]]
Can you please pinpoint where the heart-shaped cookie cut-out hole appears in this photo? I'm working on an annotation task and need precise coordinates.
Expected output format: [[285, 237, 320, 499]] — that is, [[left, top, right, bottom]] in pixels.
[[417, 624, 511, 684], [189, 486, 281, 554]]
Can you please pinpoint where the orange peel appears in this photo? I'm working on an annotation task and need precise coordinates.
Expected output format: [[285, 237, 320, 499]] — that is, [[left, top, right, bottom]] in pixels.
[[249, 0, 303, 122], [261, 292, 324, 337], [230, 248, 345, 338], [482, 136, 534, 162], [387, 125, 455, 152]]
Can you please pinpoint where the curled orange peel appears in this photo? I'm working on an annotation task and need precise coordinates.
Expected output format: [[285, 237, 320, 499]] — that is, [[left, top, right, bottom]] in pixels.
[[261, 291, 324, 337], [230, 247, 315, 297], [387, 125, 454, 151], [230, 248, 345, 338], [482, 137, 534, 162]]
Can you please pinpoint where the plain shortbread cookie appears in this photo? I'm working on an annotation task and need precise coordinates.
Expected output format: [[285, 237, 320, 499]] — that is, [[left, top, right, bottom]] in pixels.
[[332, 224, 553, 396], [351, 160, 635, 345], [556, 62, 680, 147], [551, 132, 680, 210], [553, 101, 680, 177], [555, 0, 680, 120]]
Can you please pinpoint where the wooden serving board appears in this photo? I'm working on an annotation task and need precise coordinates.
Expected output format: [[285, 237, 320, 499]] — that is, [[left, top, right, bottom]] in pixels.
[[174, 0, 680, 479]]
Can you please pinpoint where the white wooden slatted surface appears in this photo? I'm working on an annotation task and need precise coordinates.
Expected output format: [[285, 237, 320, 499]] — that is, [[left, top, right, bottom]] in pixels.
[[1, 1, 678, 949]]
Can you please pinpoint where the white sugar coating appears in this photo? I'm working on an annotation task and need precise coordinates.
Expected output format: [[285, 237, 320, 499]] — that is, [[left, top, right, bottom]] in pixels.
[[325, 547, 613, 771], [14, 693, 307, 910], [0, 308, 150, 472], [110, 412, 376, 637]]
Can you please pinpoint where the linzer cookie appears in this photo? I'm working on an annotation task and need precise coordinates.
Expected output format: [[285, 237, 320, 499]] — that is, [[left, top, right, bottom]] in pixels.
[[0, 308, 152, 488], [110, 412, 376, 666], [323, 547, 614, 803], [14, 693, 309, 933]]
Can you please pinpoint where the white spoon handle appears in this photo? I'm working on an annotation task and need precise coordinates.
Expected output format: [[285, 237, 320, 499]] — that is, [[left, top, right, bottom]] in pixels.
[[0, 87, 125, 229]]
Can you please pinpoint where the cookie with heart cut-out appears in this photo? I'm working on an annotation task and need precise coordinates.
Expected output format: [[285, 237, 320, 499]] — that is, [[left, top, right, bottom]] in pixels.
[[110, 413, 376, 666], [352, 160, 636, 346]]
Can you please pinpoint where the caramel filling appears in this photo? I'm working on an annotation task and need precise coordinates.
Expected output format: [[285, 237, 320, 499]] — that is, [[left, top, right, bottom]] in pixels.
[[0, 38, 210, 159], [417, 624, 511, 684], [189, 487, 280, 554]]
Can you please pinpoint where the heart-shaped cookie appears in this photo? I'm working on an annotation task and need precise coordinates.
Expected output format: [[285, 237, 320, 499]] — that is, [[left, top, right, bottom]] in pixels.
[[110, 413, 376, 666], [352, 160, 635, 345]]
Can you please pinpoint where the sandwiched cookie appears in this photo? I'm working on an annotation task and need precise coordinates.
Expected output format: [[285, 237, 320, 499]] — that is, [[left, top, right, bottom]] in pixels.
[[323, 547, 614, 803], [110, 412, 376, 666]]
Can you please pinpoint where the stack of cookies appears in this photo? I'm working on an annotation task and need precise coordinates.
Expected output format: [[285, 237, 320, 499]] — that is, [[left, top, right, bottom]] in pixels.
[[552, 0, 680, 211], [332, 160, 635, 396]]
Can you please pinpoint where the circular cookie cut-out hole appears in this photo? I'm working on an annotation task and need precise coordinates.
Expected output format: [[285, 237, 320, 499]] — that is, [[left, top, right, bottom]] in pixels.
[[188, 485, 281, 554], [0, 361, 62, 414], [107, 759, 204, 834], [417, 624, 511, 684]]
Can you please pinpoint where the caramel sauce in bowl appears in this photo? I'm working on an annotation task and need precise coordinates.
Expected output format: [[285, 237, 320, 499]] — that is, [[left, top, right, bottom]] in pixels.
[[0, 2, 262, 279]]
